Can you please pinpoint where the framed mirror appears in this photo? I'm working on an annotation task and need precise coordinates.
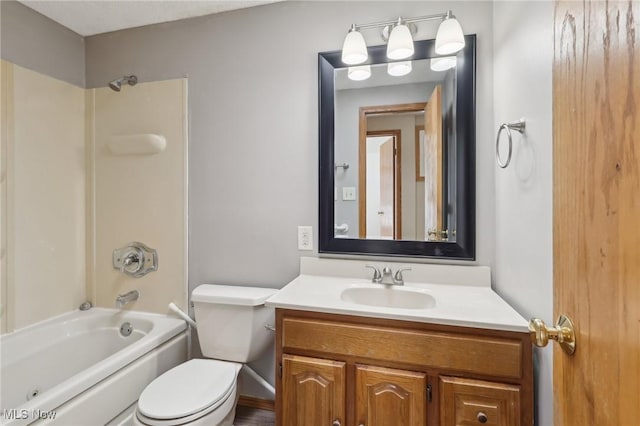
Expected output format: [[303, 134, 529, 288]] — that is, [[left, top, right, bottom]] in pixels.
[[319, 35, 475, 259]]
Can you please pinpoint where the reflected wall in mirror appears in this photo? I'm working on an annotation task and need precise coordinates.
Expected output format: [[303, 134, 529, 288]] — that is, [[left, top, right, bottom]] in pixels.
[[319, 36, 475, 259]]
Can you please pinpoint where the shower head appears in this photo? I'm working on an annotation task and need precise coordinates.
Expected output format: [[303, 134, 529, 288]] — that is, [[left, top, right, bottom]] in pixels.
[[108, 75, 138, 92], [108, 79, 122, 92]]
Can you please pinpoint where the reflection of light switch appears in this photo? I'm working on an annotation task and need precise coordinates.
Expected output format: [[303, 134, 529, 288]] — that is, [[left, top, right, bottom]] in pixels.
[[343, 187, 356, 201]]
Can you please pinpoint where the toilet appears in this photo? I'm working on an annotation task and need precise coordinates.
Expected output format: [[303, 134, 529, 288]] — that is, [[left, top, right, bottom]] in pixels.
[[133, 284, 277, 426]]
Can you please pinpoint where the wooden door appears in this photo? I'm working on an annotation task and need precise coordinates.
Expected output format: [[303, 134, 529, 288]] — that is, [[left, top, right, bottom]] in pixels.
[[379, 138, 395, 239], [553, 1, 640, 425], [439, 376, 520, 426], [281, 354, 346, 426], [424, 85, 443, 241], [355, 364, 426, 426]]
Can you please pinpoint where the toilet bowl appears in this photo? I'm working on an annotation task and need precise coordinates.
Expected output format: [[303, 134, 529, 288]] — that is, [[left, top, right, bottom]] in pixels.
[[133, 285, 277, 426], [133, 359, 241, 426]]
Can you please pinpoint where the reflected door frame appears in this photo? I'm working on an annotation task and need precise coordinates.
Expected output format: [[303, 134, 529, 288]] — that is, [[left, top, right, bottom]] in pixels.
[[359, 129, 401, 239], [358, 103, 426, 239]]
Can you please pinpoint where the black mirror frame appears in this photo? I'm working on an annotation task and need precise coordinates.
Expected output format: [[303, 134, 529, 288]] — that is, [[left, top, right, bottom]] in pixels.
[[318, 35, 476, 259]]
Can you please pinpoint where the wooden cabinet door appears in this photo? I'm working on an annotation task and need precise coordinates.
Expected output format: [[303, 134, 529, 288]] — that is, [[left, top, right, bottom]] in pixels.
[[439, 376, 520, 426], [355, 364, 427, 426], [282, 354, 346, 426]]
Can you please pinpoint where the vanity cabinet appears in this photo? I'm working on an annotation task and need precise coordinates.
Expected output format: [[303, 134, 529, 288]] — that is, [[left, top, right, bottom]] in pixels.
[[275, 309, 533, 426], [281, 354, 345, 426]]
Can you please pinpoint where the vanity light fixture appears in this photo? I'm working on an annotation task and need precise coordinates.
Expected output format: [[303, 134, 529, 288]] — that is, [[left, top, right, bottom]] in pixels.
[[348, 65, 372, 81], [387, 61, 412, 77], [386, 18, 414, 60], [435, 11, 465, 55], [341, 24, 368, 65], [430, 56, 457, 72], [341, 10, 465, 65]]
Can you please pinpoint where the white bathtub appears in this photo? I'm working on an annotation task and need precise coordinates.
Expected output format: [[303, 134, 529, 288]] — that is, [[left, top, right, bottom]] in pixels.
[[0, 308, 187, 425]]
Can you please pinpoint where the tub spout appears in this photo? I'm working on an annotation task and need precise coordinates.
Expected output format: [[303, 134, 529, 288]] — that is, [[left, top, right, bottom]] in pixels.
[[116, 290, 139, 309]]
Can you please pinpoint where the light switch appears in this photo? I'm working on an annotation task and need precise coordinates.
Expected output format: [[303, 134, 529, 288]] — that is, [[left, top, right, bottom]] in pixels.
[[342, 187, 356, 201]]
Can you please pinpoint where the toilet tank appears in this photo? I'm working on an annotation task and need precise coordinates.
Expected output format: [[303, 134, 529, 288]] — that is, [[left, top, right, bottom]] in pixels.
[[191, 284, 277, 363]]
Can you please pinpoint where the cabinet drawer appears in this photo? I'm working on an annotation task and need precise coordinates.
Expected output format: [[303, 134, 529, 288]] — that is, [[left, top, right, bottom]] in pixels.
[[439, 376, 521, 426], [282, 317, 523, 379]]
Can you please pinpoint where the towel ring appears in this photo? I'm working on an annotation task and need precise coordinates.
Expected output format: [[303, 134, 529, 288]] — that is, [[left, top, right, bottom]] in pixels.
[[496, 119, 526, 168]]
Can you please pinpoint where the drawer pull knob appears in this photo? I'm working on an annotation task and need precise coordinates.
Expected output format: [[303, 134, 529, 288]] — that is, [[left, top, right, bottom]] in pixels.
[[477, 412, 488, 423], [332, 420, 341, 426]]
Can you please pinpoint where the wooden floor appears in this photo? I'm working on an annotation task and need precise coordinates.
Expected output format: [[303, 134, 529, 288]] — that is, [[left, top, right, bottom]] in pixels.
[[234, 406, 275, 426]]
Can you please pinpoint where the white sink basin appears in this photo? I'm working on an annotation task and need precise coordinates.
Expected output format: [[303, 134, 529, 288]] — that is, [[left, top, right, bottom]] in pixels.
[[265, 259, 530, 332], [341, 286, 436, 310]]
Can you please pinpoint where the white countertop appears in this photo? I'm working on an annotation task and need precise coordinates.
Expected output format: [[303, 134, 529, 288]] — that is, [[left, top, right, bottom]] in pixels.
[[266, 259, 529, 333]]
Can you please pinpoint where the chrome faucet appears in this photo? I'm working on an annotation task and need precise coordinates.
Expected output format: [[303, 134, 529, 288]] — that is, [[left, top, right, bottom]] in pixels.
[[366, 265, 412, 286], [116, 290, 139, 308]]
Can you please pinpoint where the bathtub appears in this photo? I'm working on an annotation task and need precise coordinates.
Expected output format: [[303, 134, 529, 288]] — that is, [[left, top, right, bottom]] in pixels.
[[0, 308, 187, 425]]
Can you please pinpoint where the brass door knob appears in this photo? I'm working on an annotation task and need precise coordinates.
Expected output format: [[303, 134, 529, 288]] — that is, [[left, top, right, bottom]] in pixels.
[[528, 315, 576, 355]]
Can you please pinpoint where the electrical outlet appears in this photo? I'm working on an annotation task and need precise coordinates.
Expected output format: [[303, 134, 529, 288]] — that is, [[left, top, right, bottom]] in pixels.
[[297, 226, 313, 251]]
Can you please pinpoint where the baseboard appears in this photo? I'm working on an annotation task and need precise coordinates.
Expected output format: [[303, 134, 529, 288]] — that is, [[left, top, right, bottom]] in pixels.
[[237, 396, 275, 411]]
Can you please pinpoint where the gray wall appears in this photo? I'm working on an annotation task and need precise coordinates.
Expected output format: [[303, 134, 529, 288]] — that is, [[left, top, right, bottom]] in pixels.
[[85, 1, 496, 291], [0, 0, 85, 87], [492, 2, 553, 424]]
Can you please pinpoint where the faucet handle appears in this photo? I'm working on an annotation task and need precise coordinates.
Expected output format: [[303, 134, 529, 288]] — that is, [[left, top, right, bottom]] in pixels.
[[113, 242, 158, 278], [365, 265, 382, 283], [394, 267, 412, 283]]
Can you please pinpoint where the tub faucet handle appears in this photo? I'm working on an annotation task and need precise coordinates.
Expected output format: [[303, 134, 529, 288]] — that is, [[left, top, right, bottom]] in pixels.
[[113, 242, 158, 278], [123, 252, 139, 267], [120, 251, 140, 273]]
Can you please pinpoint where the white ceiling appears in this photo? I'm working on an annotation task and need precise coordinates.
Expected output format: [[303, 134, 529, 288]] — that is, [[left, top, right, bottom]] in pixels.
[[19, 0, 283, 37]]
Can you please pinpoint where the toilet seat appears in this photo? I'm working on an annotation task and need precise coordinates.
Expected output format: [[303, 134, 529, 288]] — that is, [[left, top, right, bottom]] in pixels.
[[136, 359, 240, 426]]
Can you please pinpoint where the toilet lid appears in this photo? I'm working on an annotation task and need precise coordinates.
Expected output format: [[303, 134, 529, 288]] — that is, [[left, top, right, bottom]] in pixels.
[[138, 359, 237, 420]]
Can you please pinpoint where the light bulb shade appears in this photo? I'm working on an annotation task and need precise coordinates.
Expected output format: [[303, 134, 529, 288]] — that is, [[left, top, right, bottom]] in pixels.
[[387, 61, 412, 77], [341, 28, 368, 65], [430, 56, 457, 72], [435, 17, 465, 55], [348, 65, 371, 81], [386, 24, 414, 60]]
